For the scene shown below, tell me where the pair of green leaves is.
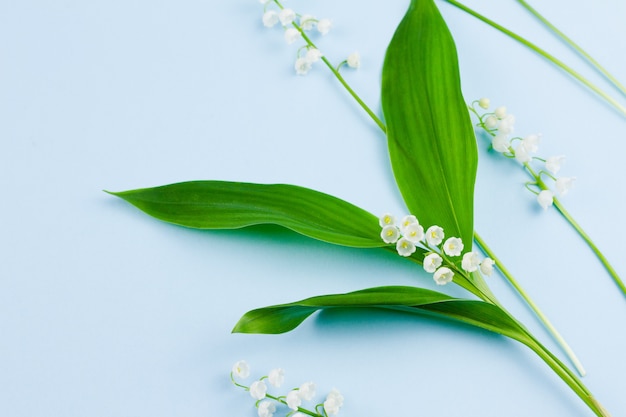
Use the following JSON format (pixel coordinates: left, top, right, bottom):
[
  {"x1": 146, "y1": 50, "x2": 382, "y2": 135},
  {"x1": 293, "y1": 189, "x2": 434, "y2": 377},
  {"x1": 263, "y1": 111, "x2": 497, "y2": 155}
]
[{"x1": 110, "y1": 0, "x2": 495, "y2": 351}]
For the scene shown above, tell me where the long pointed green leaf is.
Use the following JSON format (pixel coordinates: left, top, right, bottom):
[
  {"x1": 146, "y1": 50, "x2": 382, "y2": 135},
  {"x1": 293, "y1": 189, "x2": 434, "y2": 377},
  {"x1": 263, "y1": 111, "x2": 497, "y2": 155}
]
[
  {"x1": 233, "y1": 286, "x2": 531, "y2": 344},
  {"x1": 381, "y1": 0, "x2": 478, "y2": 246},
  {"x1": 108, "y1": 181, "x2": 387, "y2": 249}
]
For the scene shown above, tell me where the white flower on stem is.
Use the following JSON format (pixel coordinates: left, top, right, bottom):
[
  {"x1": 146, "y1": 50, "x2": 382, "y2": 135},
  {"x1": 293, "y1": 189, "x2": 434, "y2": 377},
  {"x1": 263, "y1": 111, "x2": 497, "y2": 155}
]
[
  {"x1": 520, "y1": 133, "x2": 541, "y2": 153},
  {"x1": 278, "y1": 8, "x2": 296, "y2": 25},
  {"x1": 555, "y1": 176, "x2": 576, "y2": 196},
  {"x1": 498, "y1": 114, "x2": 516, "y2": 135},
  {"x1": 443, "y1": 237, "x2": 464, "y2": 257},
  {"x1": 396, "y1": 237, "x2": 416, "y2": 257},
  {"x1": 324, "y1": 389, "x2": 344, "y2": 416},
  {"x1": 537, "y1": 189, "x2": 554, "y2": 210},
  {"x1": 381, "y1": 225, "x2": 400, "y2": 244},
  {"x1": 478, "y1": 97, "x2": 490, "y2": 109},
  {"x1": 262, "y1": 11, "x2": 280, "y2": 28},
  {"x1": 514, "y1": 145, "x2": 531, "y2": 164},
  {"x1": 403, "y1": 223, "x2": 424, "y2": 243},
  {"x1": 461, "y1": 251, "x2": 481, "y2": 273},
  {"x1": 379, "y1": 213, "x2": 395, "y2": 227},
  {"x1": 492, "y1": 133, "x2": 510, "y2": 153},
  {"x1": 494, "y1": 106, "x2": 507, "y2": 119},
  {"x1": 259, "y1": 0, "x2": 271, "y2": 4},
  {"x1": 545, "y1": 155, "x2": 566, "y2": 175},
  {"x1": 249, "y1": 380, "x2": 267, "y2": 400},
  {"x1": 300, "y1": 14, "x2": 316, "y2": 31},
  {"x1": 268, "y1": 368, "x2": 285, "y2": 387},
  {"x1": 423, "y1": 253, "x2": 443, "y2": 273},
  {"x1": 433, "y1": 267, "x2": 454, "y2": 285},
  {"x1": 480, "y1": 258, "x2": 495, "y2": 276},
  {"x1": 400, "y1": 215, "x2": 419, "y2": 232},
  {"x1": 286, "y1": 390, "x2": 302, "y2": 410},
  {"x1": 284, "y1": 27, "x2": 301, "y2": 44},
  {"x1": 298, "y1": 381, "x2": 316, "y2": 401},
  {"x1": 257, "y1": 400, "x2": 276, "y2": 417},
  {"x1": 232, "y1": 360, "x2": 250, "y2": 379},
  {"x1": 425, "y1": 225, "x2": 444, "y2": 246},
  {"x1": 347, "y1": 51, "x2": 361, "y2": 68},
  {"x1": 305, "y1": 48, "x2": 323, "y2": 63},
  {"x1": 484, "y1": 115, "x2": 498, "y2": 129},
  {"x1": 294, "y1": 57, "x2": 312, "y2": 75},
  {"x1": 317, "y1": 18, "x2": 332, "y2": 35}
]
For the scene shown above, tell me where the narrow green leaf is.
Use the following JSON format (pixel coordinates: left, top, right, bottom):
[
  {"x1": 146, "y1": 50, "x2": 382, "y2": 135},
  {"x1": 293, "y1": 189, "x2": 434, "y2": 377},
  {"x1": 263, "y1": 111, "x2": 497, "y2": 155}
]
[
  {"x1": 108, "y1": 181, "x2": 385, "y2": 249},
  {"x1": 233, "y1": 286, "x2": 531, "y2": 344},
  {"x1": 381, "y1": 0, "x2": 478, "y2": 246}
]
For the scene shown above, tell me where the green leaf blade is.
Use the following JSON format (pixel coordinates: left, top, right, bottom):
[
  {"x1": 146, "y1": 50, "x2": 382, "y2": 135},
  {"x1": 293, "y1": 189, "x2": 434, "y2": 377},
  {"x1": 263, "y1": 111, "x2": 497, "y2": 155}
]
[
  {"x1": 108, "y1": 181, "x2": 385, "y2": 248},
  {"x1": 381, "y1": 0, "x2": 478, "y2": 246},
  {"x1": 233, "y1": 286, "x2": 530, "y2": 345}
]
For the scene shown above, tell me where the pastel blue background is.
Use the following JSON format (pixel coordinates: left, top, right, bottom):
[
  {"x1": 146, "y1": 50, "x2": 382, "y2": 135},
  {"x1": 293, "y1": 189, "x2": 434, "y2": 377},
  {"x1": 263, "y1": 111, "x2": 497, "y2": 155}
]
[{"x1": 1, "y1": 0, "x2": 625, "y2": 416}]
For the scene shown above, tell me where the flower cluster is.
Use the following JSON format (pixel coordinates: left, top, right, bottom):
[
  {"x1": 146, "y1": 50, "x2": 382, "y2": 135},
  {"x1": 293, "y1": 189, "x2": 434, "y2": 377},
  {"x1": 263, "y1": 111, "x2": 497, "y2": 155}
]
[
  {"x1": 232, "y1": 360, "x2": 344, "y2": 417},
  {"x1": 259, "y1": 0, "x2": 360, "y2": 75},
  {"x1": 379, "y1": 214, "x2": 494, "y2": 285},
  {"x1": 471, "y1": 99, "x2": 576, "y2": 210}
]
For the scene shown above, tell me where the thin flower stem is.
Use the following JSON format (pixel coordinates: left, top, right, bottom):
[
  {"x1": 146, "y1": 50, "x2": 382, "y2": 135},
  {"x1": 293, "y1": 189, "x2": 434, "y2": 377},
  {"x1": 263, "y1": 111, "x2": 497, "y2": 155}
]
[
  {"x1": 441, "y1": 0, "x2": 626, "y2": 118},
  {"x1": 526, "y1": 165, "x2": 626, "y2": 296},
  {"x1": 516, "y1": 0, "x2": 626, "y2": 98},
  {"x1": 474, "y1": 232, "x2": 587, "y2": 376}
]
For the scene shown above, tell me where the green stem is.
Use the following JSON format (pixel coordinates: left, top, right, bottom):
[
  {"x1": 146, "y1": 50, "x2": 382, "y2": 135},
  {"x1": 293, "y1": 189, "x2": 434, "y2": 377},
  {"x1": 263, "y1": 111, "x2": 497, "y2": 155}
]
[
  {"x1": 441, "y1": 0, "x2": 626, "y2": 118},
  {"x1": 474, "y1": 232, "x2": 587, "y2": 376},
  {"x1": 516, "y1": 0, "x2": 626, "y2": 99},
  {"x1": 526, "y1": 165, "x2": 626, "y2": 296}
]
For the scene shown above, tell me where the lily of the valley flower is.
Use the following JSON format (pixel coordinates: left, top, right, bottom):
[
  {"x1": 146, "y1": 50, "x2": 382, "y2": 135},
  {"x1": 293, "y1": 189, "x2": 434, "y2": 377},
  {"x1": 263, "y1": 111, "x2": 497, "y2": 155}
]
[
  {"x1": 323, "y1": 389, "x2": 344, "y2": 416},
  {"x1": 347, "y1": 51, "x2": 361, "y2": 68},
  {"x1": 545, "y1": 155, "x2": 566, "y2": 175},
  {"x1": 537, "y1": 189, "x2": 554, "y2": 209},
  {"x1": 461, "y1": 251, "x2": 481, "y2": 273},
  {"x1": 425, "y1": 225, "x2": 444, "y2": 246},
  {"x1": 286, "y1": 390, "x2": 302, "y2": 410},
  {"x1": 268, "y1": 368, "x2": 285, "y2": 387},
  {"x1": 555, "y1": 177, "x2": 575, "y2": 196},
  {"x1": 443, "y1": 237, "x2": 464, "y2": 257},
  {"x1": 423, "y1": 253, "x2": 443, "y2": 273},
  {"x1": 433, "y1": 267, "x2": 454, "y2": 285},
  {"x1": 298, "y1": 381, "x2": 316, "y2": 401},
  {"x1": 232, "y1": 360, "x2": 250, "y2": 379},
  {"x1": 278, "y1": 8, "x2": 296, "y2": 25},
  {"x1": 480, "y1": 258, "x2": 495, "y2": 276},
  {"x1": 262, "y1": 10, "x2": 280, "y2": 27},
  {"x1": 257, "y1": 400, "x2": 276, "y2": 417},
  {"x1": 250, "y1": 380, "x2": 268, "y2": 400},
  {"x1": 380, "y1": 225, "x2": 400, "y2": 244},
  {"x1": 284, "y1": 27, "x2": 301, "y2": 44},
  {"x1": 317, "y1": 18, "x2": 332, "y2": 35},
  {"x1": 396, "y1": 237, "x2": 416, "y2": 257}
]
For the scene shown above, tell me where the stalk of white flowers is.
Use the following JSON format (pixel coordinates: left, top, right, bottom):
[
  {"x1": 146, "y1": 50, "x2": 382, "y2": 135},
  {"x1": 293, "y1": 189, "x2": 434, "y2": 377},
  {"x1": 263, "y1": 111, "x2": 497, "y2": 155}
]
[{"x1": 232, "y1": 362, "x2": 341, "y2": 417}]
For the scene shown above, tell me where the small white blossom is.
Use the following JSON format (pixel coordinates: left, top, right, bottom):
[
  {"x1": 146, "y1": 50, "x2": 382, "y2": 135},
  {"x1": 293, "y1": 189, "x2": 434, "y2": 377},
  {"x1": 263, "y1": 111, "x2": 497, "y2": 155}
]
[
  {"x1": 381, "y1": 225, "x2": 400, "y2": 244},
  {"x1": 298, "y1": 381, "x2": 316, "y2": 401},
  {"x1": 492, "y1": 133, "x2": 510, "y2": 153},
  {"x1": 300, "y1": 14, "x2": 316, "y2": 31},
  {"x1": 423, "y1": 253, "x2": 443, "y2": 273},
  {"x1": 324, "y1": 389, "x2": 344, "y2": 416},
  {"x1": 232, "y1": 360, "x2": 250, "y2": 379},
  {"x1": 347, "y1": 51, "x2": 360, "y2": 68},
  {"x1": 250, "y1": 380, "x2": 267, "y2": 400},
  {"x1": 278, "y1": 8, "x2": 296, "y2": 25},
  {"x1": 305, "y1": 48, "x2": 323, "y2": 63},
  {"x1": 403, "y1": 223, "x2": 424, "y2": 243},
  {"x1": 520, "y1": 133, "x2": 541, "y2": 153},
  {"x1": 484, "y1": 115, "x2": 498, "y2": 129},
  {"x1": 286, "y1": 390, "x2": 302, "y2": 410},
  {"x1": 514, "y1": 145, "x2": 531, "y2": 164},
  {"x1": 317, "y1": 18, "x2": 332, "y2": 35},
  {"x1": 545, "y1": 155, "x2": 566, "y2": 175},
  {"x1": 555, "y1": 176, "x2": 575, "y2": 196},
  {"x1": 400, "y1": 214, "x2": 419, "y2": 232},
  {"x1": 268, "y1": 368, "x2": 285, "y2": 387},
  {"x1": 433, "y1": 267, "x2": 454, "y2": 285},
  {"x1": 425, "y1": 225, "x2": 444, "y2": 246},
  {"x1": 498, "y1": 114, "x2": 516, "y2": 135},
  {"x1": 480, "y1": 258, "x2": 495, "y2": 276},
  {"x1": 537, "y1": 189, "x2": 554, "y2": 210},
  {"x1": 396, "y1": 237, "x2": 416, "y2": 257},
  {"x1": 285, "y1": 27, "x2": 301, "y2": 44},
  {"x1": 379, "y1": 213, "x2": 395, "y2": 227},
  {"x1": 443, "y1": 237, "x2": 464, "y2": 257},
  {"x1": 294, "y1": 57, "x2": 312, "y2": 75},
  {"x1": 478, "y1": 97, "x2": 490, "y2": 109},
  {"x1": 258, "y1": 400, "x2": 276, "y2": 417},
  {"x1": 262, "y1": 10, "x2": 280, "y2": 28},
  {"x1": 259, "y1": 0, "x2": 271, "y2": 4},
  {"x1": 494, "y1": 106, "x2": 507, "y2": 119},
  {"x1": 461, "y1": 251, "x2": 481, "y2": 273}
]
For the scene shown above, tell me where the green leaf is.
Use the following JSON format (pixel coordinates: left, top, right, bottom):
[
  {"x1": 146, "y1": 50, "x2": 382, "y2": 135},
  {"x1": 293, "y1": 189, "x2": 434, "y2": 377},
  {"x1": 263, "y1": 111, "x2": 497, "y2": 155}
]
[
  {"x1": 233, "y1": 286, "x2": 531, "y2": 345},
  {"x1": 381, "y1": 0, "x2": 478, "y2": 247},
  {"x1": 108, "y1": 181, "x2": 388, "y2": 249}
]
